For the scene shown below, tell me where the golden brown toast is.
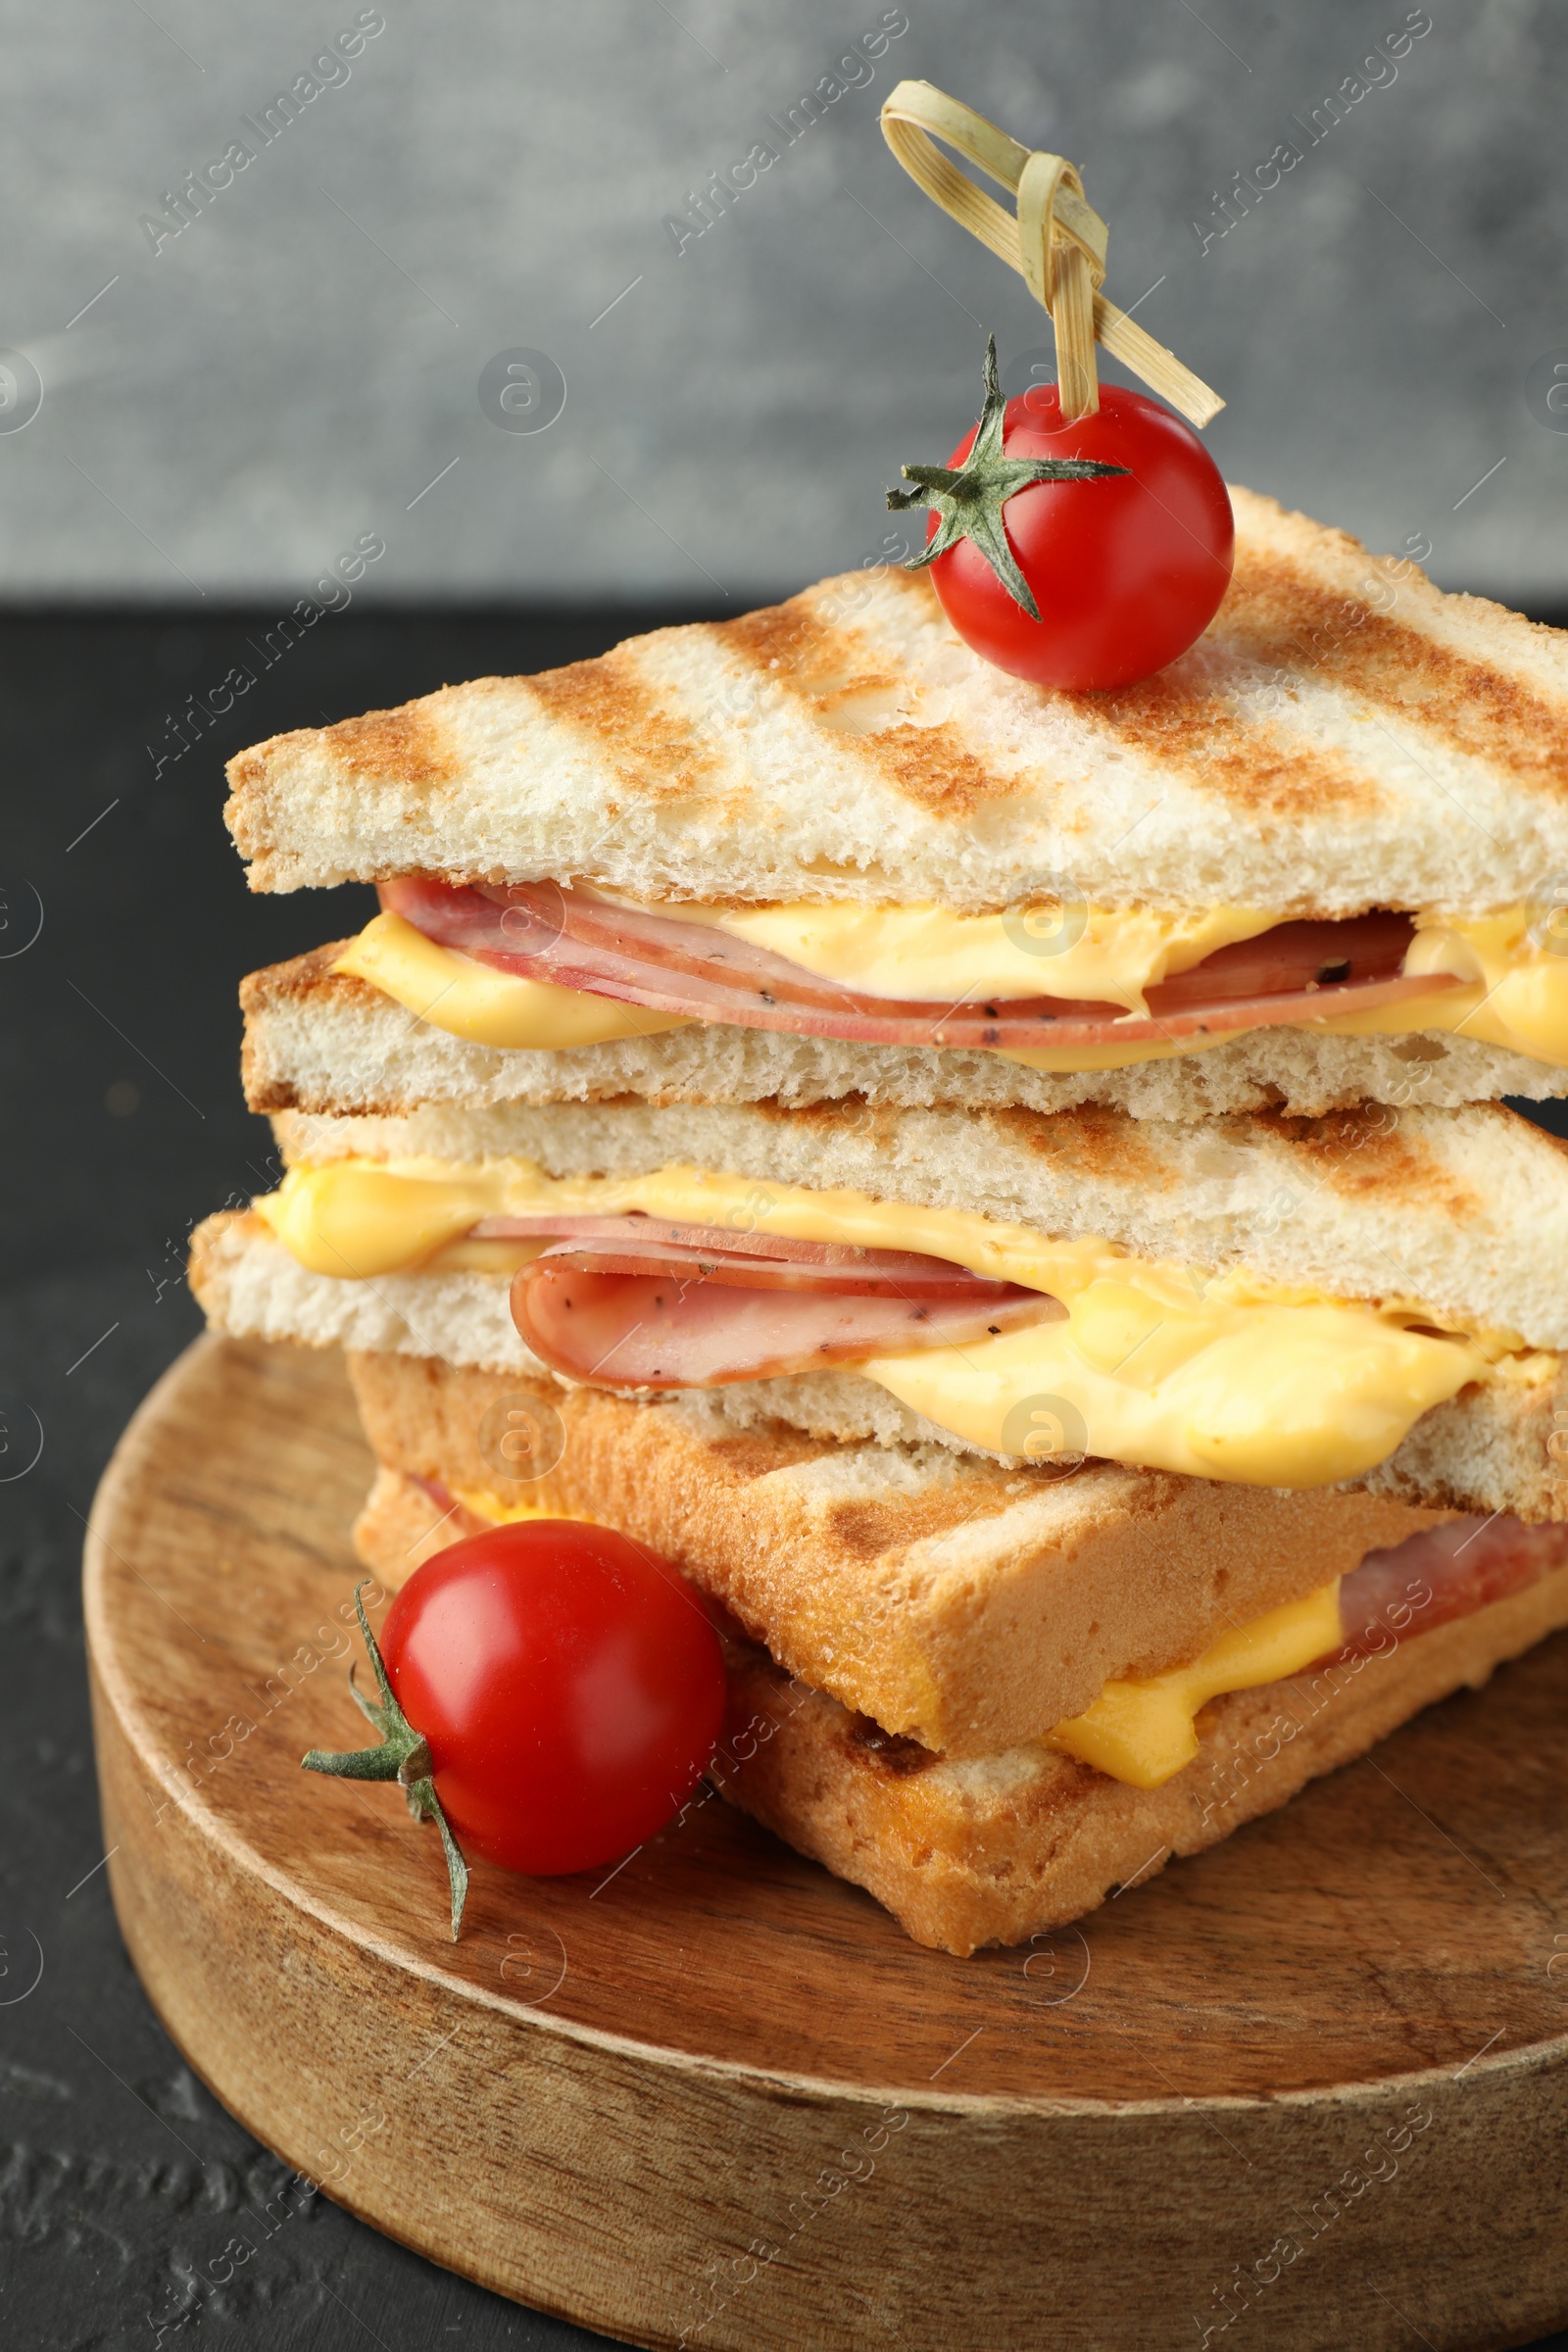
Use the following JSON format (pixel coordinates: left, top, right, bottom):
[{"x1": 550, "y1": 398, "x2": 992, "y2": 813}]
[
  {"x1": 355, "y1": 1463, "x2": 1568, "y2": 1955},
  {"x1": 224, "y1": 487, "x2": 1568, "y2": 916},
  {"x1": 344, "y1": 1348, "x2": 1447, "y2": 1756}
]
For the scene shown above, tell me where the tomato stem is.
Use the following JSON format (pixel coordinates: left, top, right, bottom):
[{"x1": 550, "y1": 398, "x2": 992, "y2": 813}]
[
  {"x1": 889, "y1": 334, "x2": 1127, "y2": 619},
  {"x1": 302, "y1": 1581, "x2": 470, "y2": 1940}
]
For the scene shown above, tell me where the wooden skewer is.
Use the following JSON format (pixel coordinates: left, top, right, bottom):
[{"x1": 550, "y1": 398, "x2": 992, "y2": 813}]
[
  {"x1": 879, "y1": 79, "x2": 1223, "y2": 429},
  {"x1": 1015, "y1": 149, "x2": 1102, "y2": 418}
]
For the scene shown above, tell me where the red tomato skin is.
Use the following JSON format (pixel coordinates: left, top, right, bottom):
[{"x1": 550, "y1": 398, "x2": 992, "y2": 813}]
[
  {"x1": 379, "y1": 1521, "x2": 727, "y2": 1878},
  {"x1": 927, "y1": 382, "x2": 1234, "y2": 691}
]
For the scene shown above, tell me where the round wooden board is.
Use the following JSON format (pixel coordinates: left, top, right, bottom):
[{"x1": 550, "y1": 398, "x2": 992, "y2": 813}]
[{"x1": 85, "y1": 1336, "x2": 1568, "y2": 2352}]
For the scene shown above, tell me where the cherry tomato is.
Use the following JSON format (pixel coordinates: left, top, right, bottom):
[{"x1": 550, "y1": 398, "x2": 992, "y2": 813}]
[
  {"x1": 379, "y1": 1520, "x2": 726, "y2": 1877},
  {"x1": 928, "y1": 382, "x2": 1233, "y2": 691}
]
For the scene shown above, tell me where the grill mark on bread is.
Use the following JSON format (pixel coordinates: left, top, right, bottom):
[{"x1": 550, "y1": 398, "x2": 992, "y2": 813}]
[
  {"x1": 1084, "y1": 664, "x2": 1382, "y2": 819},
  {"x1": 1224, "y1": 553, "x2": 1568, "y2": 795},
  {"x1": 750, "y1": 1094, "x2": 899, "y2": 1144},
  {"x1": 525, "y1": 646, "x2": 721, "y2": 807},
  {"x1": 720, "y1": 591, "x2": 858, "y2": 681},
  {"x1": 735, "y1": 554, "x2": 1374, "y2": 819},
  {"x1": 862, "y1": 721, "x2": 1017, "y2": 819},
  {"x1": 1260, "y1": 1106, "x2": 1483, "y2": 1218},
  {"x1": 314, "y1": 705, "x2": 460, "y2": 790},
  {"x1": 821, "y1": 1485, "x2": 1016, "y2": 1559},
  {"x1": 998, "y1": 1104, "x2": 1172, "y2": 1188},
  {"x1": 695, "y1": 1423, "x2": 824, "y2": 1480},
  {"x1": 723, "y1": 592, "x2": 1018, "y2": 820}
]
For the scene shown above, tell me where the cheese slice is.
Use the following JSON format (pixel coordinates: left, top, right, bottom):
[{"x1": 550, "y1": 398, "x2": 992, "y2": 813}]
[
  {"x1": 666, "y1": 902, "x2": 1568, "y2": 1058},
  {"x1": 1332, "y1": 911, "x2": 1568, "y2": 1065},
  {"x1": 1045, "y1": 1579, "x2": 1346, "y2": 1787},
  {"x1": 329, "y1": 905, "x2": 1568, "y2": 1068},
  {"x1": 646, "y1": 898, "x2": 1274, "y2": 1011},
  {"x1": 450, "y1": 1483, "x2": 597, "y2": 1528},
  {"x1": 1004, "y1": 913, "x2": 1568, "y2": 1071},
  {"x1": 862, "y1": 1299, "x2": 1481, "y2": 1487},
  {"x1": 252, "y1": 1156, "x2": 1517, "y2": 1491},
  {"x1": 331, "y1": 911, "x2": 689, "y2": 1050}
]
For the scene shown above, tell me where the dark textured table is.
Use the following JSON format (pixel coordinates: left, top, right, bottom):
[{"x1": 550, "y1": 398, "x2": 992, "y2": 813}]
[{"x1": 3, "y1": 609, "x2": 1566, "y2": 2351}]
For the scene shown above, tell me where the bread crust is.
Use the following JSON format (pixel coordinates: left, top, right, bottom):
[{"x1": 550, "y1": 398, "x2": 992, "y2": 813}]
[
  {"x1": 354, "y1": 1465, "x2": 1568, "y2": 1955},
  {"x1": 343, "y1": 1353, "x2": 1447, "y2": 1756}
]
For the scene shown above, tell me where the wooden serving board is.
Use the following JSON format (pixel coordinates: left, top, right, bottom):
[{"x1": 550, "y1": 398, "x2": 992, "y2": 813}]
[{"x1": 86, "y1": 1336, "x2": 1568, "y2": 2352}]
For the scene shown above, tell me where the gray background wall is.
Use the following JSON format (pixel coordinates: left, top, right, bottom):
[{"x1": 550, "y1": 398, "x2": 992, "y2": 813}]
[{"x1": 2, "y1": 0, "x2": 1564, "y2": 609}]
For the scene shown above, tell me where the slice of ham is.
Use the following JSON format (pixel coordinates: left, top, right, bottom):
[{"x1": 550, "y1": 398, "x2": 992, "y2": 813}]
[
  {"x1": 511, "y1": 1263, "x2": 1063, "y2": 1387},
  {"x1": 472, "y1": 1213, "x2": 1014, "y2": 1297},
  {"x1": 382, "y1": 877, "x2": 1460, "y2": 1053},
  {"x1": 533, "y1": 1240, "x2": 1017, "y2": 1298},
  {"x1": 1327, "y1": 1513, "x2": 1568, "y2": 1665}
]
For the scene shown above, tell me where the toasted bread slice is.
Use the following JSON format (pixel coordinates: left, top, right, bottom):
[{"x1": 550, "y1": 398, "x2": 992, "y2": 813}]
[
  {"x1": 240, "y1": 943, "x2": 1568, "y2": 1122},
  {"x1": 225, "y1": 488, "x2": 1568, "y2": 915},
  {"x1": 355, "y1": 1464, "x2": 1568, "y2": 1955},
  {"x1": 342, "y1": 1348, "x2": 1446, "y2": 1756}
]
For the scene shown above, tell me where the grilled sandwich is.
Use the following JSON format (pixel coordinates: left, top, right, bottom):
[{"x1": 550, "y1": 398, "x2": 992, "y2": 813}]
[
  {"x1": 188, "y1": 477, "x2": 1568, "y2": 1952},
  {"x1": 228, "y1": 488, "x2": 1568, "y2": 1122},
  {"x1": 348, "y1": 1381, "x2": 1568, "y2": 1954},
  {"x1": 192, "y1": 1091, "x2": 1568, "y2": 1510}
]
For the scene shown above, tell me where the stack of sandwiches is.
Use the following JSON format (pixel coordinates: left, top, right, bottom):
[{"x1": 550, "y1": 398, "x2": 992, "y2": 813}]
[{"x1": 191, "y1": 484, "x2": 1568, "y2": 1955}]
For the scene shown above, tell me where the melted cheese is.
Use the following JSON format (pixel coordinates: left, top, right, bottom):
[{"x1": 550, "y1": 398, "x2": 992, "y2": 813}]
[
  {"x1": 1005, "y1": 912, "x2": 1568, "y2": 1072},
  {"x1": 425, "y1": 1235, "x2": 549, "y2": 1273},
  {"x1": 1333, "y1": 911, "x2": 1568, "y2": 1066},
  {"x1": 1045, "y1": 1579, "x2": 1346, "y2": 1787},
  {"x1": 450, "y1": 1483, "x2": 593, "y2": 1528},
  {"x1": 331, "y1": 911, "x2": 689, "y2": 1050},
  {"x1": 653, "y1": 899, "x2": 1274, "y2": 1011},
  {"x1": 332, "y1": 904, "x2": 1568, "y2": 1068},
  {"x1": 1004, "y1": 912, "x2": 1568, "y2": 1071},
  {"x1": 253, "y1": 1158, "x2": 1511, "y2": 1491},
  {"x1": 862, "y1": 1298, "x2": 1480, "y2": 1487}
]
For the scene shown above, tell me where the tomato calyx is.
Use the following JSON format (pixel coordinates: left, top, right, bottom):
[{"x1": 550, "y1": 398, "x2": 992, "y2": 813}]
[
  {"x1": 888, "y1": 334, "x2": 1127, "y2": 620},
  {"x1": 301, "y1": 1581, "x2": 471, "y2": 1941}
]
